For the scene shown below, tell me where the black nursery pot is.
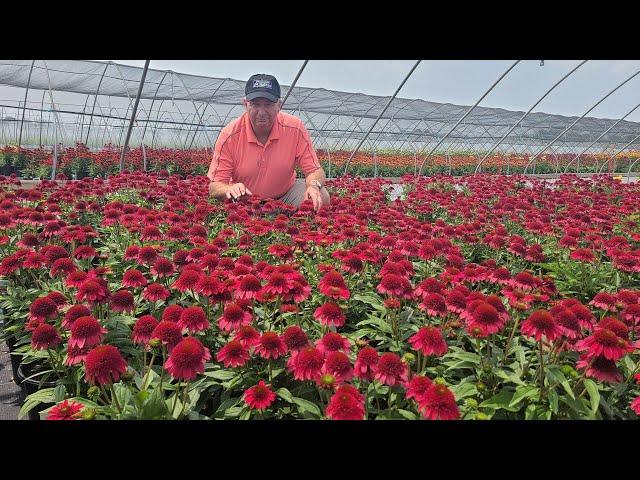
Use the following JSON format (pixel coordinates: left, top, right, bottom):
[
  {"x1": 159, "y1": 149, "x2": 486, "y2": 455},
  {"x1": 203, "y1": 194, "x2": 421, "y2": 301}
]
[
  {"x1": 16, "y1": 364, "x2": 57, "y2": 421},
  {"x1": 4, "y1": 334, "x2": 22, "y2": 381}
]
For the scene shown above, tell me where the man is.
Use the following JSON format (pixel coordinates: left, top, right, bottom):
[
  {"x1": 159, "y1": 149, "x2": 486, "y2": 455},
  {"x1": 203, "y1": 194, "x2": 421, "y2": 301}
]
[{"x1": 208, "y1": 74, "x2": 330, "y2": 211}]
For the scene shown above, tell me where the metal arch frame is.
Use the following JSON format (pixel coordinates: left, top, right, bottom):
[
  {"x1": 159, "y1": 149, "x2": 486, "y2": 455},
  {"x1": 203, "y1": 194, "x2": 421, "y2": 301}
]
[
  {"x1": 523, "y1": 68, "x2": 640, "y2": 174},
  {"x1": 17, "y1": 60, "x2": 35, "y2": 148},
  {"x1": 140, "y1": 70, "x2": 170, "y2": 147},
  {"x1": 119, "y1": 59, "x2": 149, "y2": 171},
  {"x1": 169, "y1": 70, "x2": 211, "y2": 149},
  {"x1": 597, "y1": 134, "x2": 640, "y2": 174},
  {"x1": 595, "y1": 141, "x2": 624, "y2": 174},
  {"x1": 342, "y1": 60, "x2": 421, "y2": 175},
  {"x1": 41, "y1": 60, "x2": 65, "y2": 178},
  {"x1": 394, "y1": 102, "x2": 460, "y2": 152},
  {"x1": 563, "y1": 101, "x2": 640, "y2": 173},
  {"x1": 474, "y1": 60, "x2": 588, "y2": 174},
  {"x1": 309, "y1": 91, "x2": 365, "y2": 153},
  {"x1": 84, "y1": 62, "x2": 111, "y2": 145},
  {"x1": 416, "y1": 60, "x2": 521, "y2": 178},
  {"x1": 367, "y1": 98, "x2": 425, "y2": 152},
  {"x1": 186, "y1": 78, "x2": 229, "y2": 150}
]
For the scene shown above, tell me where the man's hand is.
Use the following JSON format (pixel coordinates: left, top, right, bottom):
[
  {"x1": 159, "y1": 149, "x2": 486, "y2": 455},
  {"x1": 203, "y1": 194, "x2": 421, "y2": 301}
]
[
  {"x1": 305, "y1": 185, "x2": 323, "y2": 212},
  {"x1": 226, "y1": 183, "x2": 252, "y2": 200}
]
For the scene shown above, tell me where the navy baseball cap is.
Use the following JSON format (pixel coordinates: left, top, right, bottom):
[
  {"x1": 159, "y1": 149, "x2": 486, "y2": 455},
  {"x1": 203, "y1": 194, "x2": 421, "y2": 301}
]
[{"x1": 245, "y1": 74, "x2": 281, "y2": 102}]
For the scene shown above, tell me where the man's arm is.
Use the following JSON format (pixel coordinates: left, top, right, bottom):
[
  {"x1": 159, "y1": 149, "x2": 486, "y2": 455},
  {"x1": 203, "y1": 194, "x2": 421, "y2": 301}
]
[{"x1": 304, "y1": 167, "x2": 327, "y2": 189}]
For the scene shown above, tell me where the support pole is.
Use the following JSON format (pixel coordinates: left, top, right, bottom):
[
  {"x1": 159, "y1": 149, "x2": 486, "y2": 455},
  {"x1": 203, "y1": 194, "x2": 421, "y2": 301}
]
[
  {"x1": 120, "y1": 60, "x2": 150, "y2": 172},
  {"x1": 18, "y1": 60, "x2": 35, "y2": 149},
  {"x1": 342, "y1": 60, "x2": 421, "y2": 176},
  {"x1": 417, "y1": 60, "x2": 520, "y2": 177},
  {"x1": 281, "y1": 60, "x2": 309, "y2": 107}
]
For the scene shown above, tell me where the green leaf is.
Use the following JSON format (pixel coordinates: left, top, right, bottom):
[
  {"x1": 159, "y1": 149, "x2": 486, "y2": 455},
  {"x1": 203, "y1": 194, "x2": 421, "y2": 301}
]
[
  {"x1": 292, "y1": 397, "x2": 322, "y2": 418},
  {"x1": 479, "y1": 389, "x2": 520, "y2": 412},
  {"x1": 508, "y1": 385, "x2": 539, "y2": 408},
  {"x1": 548, "y1": 390, "x2": 559, "y2": 416},
  {"x1": 353, "y1": 294, "x2": 386, "y2": 313},
  {"x1": 214, "y1": 397, "x2": 241, "y2": 415},
  {"x1": 444, "y1": 350, "x2": 481, "y2": 365},
  {"x1": 140, "y1": 387, "x2": 169, "y2": 420},
  {"x1": 18, "y1": 387, "x2": 55, "y2": 419},
  {"x1": 203, "y1": 370, "x2": 237, "y2": 381},
  {"x1": 545, "y1": 366, "x2": 575, "y2": 400},
  {"x1": 583, "y1": 379, "x2": 600, "y2": 416},
  {"x1": 277, "y1": 387, "x2": 294, "y2": 403},
  {"x1": 397, "y1": 409, "x2": 418, "y2": 420},
  {"x1": 449, "y1": 382, "x2": 478, "y2": 399},
  {"x1": 53, "y1": 384, "x2": 67, "y2": 403}
]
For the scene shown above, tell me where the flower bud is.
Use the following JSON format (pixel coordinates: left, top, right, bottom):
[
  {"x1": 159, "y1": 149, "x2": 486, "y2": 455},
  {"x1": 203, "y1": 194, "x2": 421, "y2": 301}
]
[
  {"x1": 465, "y1": 398, "x2": 478, "y2": 409},
  {"x1": 474, "y1": 412, "x2": 489, "y2": 420},
  {"x1": 148, "y1": 338, "x2": 162, "y2": 348},
  {"x1": 476, "y1": 381, "x2": 486, "y2": 392},
  {"x1": 87, "y1": 386, "x2": 100, "y2": 399},
  {"x1": 402, "y1": 352, "x2": 416, "y2": 364},
  {"x1": 81, "y1": 408, "x2": 96, "y2": 420},
  {"x1": 355, "y1": 338, "x2": 369, "y2": 348},
  {"x1": 120, "y1": 369, "x2": 134, "y2": 382},
  {"x1": 434, "y1": 377, "x2": 447, "y2": 386}
]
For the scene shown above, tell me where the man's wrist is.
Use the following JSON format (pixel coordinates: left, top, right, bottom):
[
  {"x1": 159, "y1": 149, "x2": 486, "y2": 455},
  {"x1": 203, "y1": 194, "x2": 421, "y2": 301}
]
[{"x1": 306, "y1": 179, "x2": 322, "y2": 190}]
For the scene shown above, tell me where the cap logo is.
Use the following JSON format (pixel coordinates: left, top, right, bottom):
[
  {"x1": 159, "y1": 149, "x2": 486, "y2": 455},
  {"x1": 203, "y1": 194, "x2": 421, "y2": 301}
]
[{"x1": 252, "y1": 79, "x2": 273, "y2": 89}]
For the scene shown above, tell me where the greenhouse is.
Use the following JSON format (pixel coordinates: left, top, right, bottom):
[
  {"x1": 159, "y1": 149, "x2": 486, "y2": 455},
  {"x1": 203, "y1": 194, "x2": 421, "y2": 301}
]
[{"x1": 1, "y1": 60, "x2": 639, "y2": 421}]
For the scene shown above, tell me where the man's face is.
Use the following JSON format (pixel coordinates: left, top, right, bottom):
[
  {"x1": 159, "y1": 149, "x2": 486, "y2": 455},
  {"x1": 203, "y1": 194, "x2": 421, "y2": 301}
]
[{"x1": 244, "y1": 97, "x2": 281, "y2": 133}]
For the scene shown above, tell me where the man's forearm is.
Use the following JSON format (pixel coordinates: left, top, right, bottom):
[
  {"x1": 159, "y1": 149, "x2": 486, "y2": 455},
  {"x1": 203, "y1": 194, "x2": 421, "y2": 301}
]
[
  {"x1": 305, "y1": 168, "x2": 327, "y2": 188},
  {"x1": 209, "y1": 181, "x2": 231, "y2": 199}
]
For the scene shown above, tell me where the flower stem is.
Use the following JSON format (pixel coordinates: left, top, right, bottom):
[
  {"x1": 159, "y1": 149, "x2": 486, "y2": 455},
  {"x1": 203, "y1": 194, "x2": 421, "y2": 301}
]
[
  {"x1": 109, "y1": 383, "x2": 122, "y2": 415},
  {"x1": 538, "y1": 340, "x2": 545, "y2": 401},
  {"x1": 178, "y1": 381, "x2": 191, "y2": 418}
]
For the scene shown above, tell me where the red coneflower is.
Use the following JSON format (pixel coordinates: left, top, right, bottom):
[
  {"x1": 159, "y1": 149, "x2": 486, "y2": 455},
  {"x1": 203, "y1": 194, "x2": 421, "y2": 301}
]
[
  {"x1": 466, "y1": 302, "x2": 506, "y2": 337},
  {"x1": 150, "y1": 321, "x2": 184, "y2": 351},
  {"x1": 218, "y1": 303, "x2": 253, "y2": 332},
  {"x1": 178, "y1": 306, "x2": 210, "y2": 333},
  {"x1": 76, "y1": 277, "x2": 110, "y2": 304},
  {"x1": 287, "y1": 346, "x2": 325, "y2": 381},
  {"x1": 341, "y1": 254, "x2": 364, "y2": 274},
  {"x1": 409, "y1": 326, "x2": 448, "y2": 356},
  {"x1": 322, "y1": 350, "x2": 354, "y2": 382},
  {"x1": 575, "y1": 328, "x2": 634, "y2": 361},
  {"x1": 405, "y1": 375, "x2": 433, "y2": 402},
  {"x1": 374, "y1": 352, "x2": 408, "y2": 386},
  {"x1": 569, "y1": 303, "x2": 596, "y2": 330},
  {"x1": 570, "y1": 248, "x2": 596, "y2": 263},
  {"x1": 254, "y1": 332, "x2": 287, "y2": 360},
  {"x1": 162, "y1": 304, "x2": 184, "y2": 323},
  {"x1": 122, "y1": 269, "x2": 147, "y2": 288},
  {"x1": 552, "y1": 307, "x2": 582, "y2": 339},
  {"x1": 631, "y1": 396, "x2": 640, "y2": 415},
  {"x1": 576, "y1": 354, "x2": 622, "y2": 383},
  {"x1": 234, "y1": 274, "x2": 262, "y2": 300},
  {"x1": 165, "y1": 336, "x2": 211, "y2": 381},
  {"x1": 521, "y1": 309, "x2": 561, "y2": 342},
  {"x1": 621, "y1": 304, "x2": 640, "y2": 326},
  {"x1": 597, "y1": 317, "x2": 629, "y2": 339},
  {"x1": 418, "y1": 293, "x2": 447, "y2": 317},
  {"x1": 313, "y1": 302, "x2": 346, "y2": 328},
  {"x1": 64, "y1": 344, "x2": 91, "y2": 366},
  {"x1": 616, "y1": 289, "x2": 639, "y2": 307},
  {"x1": 50, "y1": 257, "x2": 77, "y2": 278},
  {"x1": 316, "y1": 332, "x2": 351, "y2": 355},
  {"x1": 31, "y1": 323, "x2": 62, "y2": 350},
  {"x1": 29, "y1": 296, "x2": 59, "y2": 322},
  {"x1": 509, "y1": 272, "x2": 538, "y2": 291},
  {"x1": 233, "y1": 325, "x2": 261, "y2": 348},
  {"x1": 216, "y1": 340, "x2": 250, "y2": 368},
  {"x1": 73, "y1": 246, "x2": 97, "y2": 260},
  {"x1": 124, "y1": 245, "x2": 140, "y2": 261},
  {"x1": 318, "y1": 270, "x2": 350, "y2": 300},
  {"x1": 414, "y1": 278, "x2": 445, "y2": 298},
  {"x1": 46, "y1": 400, "x2": 85, "y2": 420},
  {"x1": 171, "y1": 269, "x2": 201, "y2": 292},
  {"x1": 69, "y1": 316, "x2": 107, "y2": 349},
  {"x1": 417, "y1": 383, "x2": 460, "y2": 420},
  {"x1": 22, "y1": 252, "x2": 44, "y2": 270},
  {"x1": 110, "y1": 290, "x2": 135, "y2": 313},
  {"x1": 261, "y1": 271, "x2": 291, "y2": 297},
  {"x1": 244, "y1": 380, "x2": 277, "y2": 410},
  {"x1": 282, "y1": 325, "x2": 309, "y2": 352},
  {"x1": 325, "y1": 385, "x2": 365, "y2": 420},
  {"x1": 84, "y1": 345, "x2": 128, "y2": 386},
  {"x1": 137, "y1": 246, "x2": 158, "y2": 265},
  {"x1": 589, "y1": 292, "x2": 618, "y2": 311},
  {"x1": 151, "y1": 258, "x2": 175, "y2": 278},
  {"x1": 354, "y1": 346, "x2": 378, "y2": 381},
  {"x1": 132, "y1": 315, "x2": 159, "y2": 345},
  {"x1": 62, "y1": 304, "x2": 92, "y2": 330},
  {"x1": 142, "y1": 283, "x2": 170, "y2": 302},
  {"x1": 445, "y1": 289, "x2": 467, "y2": 314},
  {"x1": 377, "y1": 273, "x2": 412, "y2": 299}
]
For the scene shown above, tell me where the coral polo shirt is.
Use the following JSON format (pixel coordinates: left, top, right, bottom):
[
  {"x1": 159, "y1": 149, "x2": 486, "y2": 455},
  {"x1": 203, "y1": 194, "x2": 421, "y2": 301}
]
[{"x1": 207, "y1": 111, "x2": 322, "y2": 199}]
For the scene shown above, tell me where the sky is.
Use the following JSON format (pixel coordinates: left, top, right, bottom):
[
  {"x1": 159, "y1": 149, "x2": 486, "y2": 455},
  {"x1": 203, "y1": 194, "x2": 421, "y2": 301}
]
[{"x1": 111, "y1": 60, "x2": 640, "y2": 122}]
